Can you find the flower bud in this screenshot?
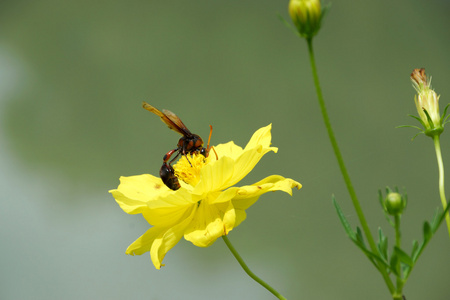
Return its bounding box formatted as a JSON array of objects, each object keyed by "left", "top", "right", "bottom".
[
  {"left": 411, "top": 68, "right": 443, "bottom": 136},
  {"left": 289, "top": 0, "right": 322, "bottom": 39},
  {"left": 383, "top": 192, "right": 406, "bottom": 216}
]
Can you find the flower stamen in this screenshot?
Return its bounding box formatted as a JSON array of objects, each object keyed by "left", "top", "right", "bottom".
[{"left": 173, "top": 153, "right": 206, "bottom": 187}]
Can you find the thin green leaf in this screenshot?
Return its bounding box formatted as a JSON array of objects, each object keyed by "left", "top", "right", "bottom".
[
  {"left": 431, "top": 203, "right": 450, "bottom": 233},
  {"left": 443, "top": 114, "right": 450, "bottom": 125},
  {"left": 441, "top": 103, "right": 450, "bottom": 120},
  {"left": 379, "top": 189, "right": 384, "bottom": 205},
  {"left": 333, "top": 197, "right": 356, "bottom": 240},
  {"left": 408, "top": 114, "right": 426, "bottom": 127},
  {"left": 404, "top": 205, "right": 450, "bottom": 281},
  {"left": 423, "top": 109, "right": 435, "bottom": 129},
  {"left": 352, "top": 241, "right": 391, "bottom": 271},
  {"left": 423, "top": 221, "right": 432, "bottom": 242},
  {"left": 410, "top": 240, "right": 419, "bottom": 262},
  {"left": 396, "top": 125, "right": 423, "bottom": 130},
  {"left": 401, "top": 263, "right": 411, "bottom": 279},
  {"left": 389, "top": 252, "right": 400, "bottom": 277},
  {"left": 411, "top": 131, "right": 425, "bottom": 141},
  {"left": 320, "top": 2, "right": 332, "bottom": 20},
  {"left": 276, "top": 13, "right": 299, "bottom": 36},
  {"left": 411, "top": 217, "right": 442, "bottom": 265},
  {"left": 333, "top": 198, "right": 391, "bottom": 272},
  {"left": 333, "top": 197, "right": 392, "bottom": 273},
  {"left": 381, "top": 207, "right": 395, "bottom": 228},
  {"left": 430, "top": 208, "right": 440, "bottom": 232},
  {"left": 394, "top": 246, "right": 413, "bottom": 267},
  {"left": 377, "top": 228, "right": 388, "bottom": 261},
  {"left": 403, "top": 188, "right": 408, "bottom": 206},
  {"left": 356, "top": 226, "right": 365, "bottom": 246}
]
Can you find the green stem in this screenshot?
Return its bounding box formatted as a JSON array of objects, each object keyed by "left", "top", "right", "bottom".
[
  {"left": 305, "top": 38, "right": 395, "bottom": 293},
  {"left": 433, "top": 135, "right": 450, "bottom": 237},
  {"left": 394, "top": 215, "right": 401, "bottom": 249},
  {"left": 394, "top": 215, "right": 404, "bottom": 297},
  {"left": 222, "top": 235, "right": 287, "bottom": 300}
]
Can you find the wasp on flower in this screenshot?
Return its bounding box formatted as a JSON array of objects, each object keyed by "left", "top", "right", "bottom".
[
  {"left": 141, "top": 102, "right": 216, "bottom": 190},
  {"left": 110, "top": 111, "right": 301, "bottom": 269}
]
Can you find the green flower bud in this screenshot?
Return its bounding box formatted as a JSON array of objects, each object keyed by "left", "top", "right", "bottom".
[
  {"left": 383, "top": 192, "right": 406, "bottom": 216},
  {"left": 411, "top": 68, "right": 443, "bottom": 137},
  {"left": 289, "top": 0, "right": 322, "bottom": 39}
]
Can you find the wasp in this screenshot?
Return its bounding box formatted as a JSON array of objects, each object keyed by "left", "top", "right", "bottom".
[{"left": 142, "top": 102, "right": 214, "bottom": 190}]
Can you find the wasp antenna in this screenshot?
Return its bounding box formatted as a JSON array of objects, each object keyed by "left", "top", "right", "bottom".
[
  {"left": 207, "top": 125, "right": 213, "bottom": 150},
  {"left": 211, "top": 146, "right": 218, "bottom": 160},
  {"left": 206, "top": 125, "right": 218, "bottom": 160}
]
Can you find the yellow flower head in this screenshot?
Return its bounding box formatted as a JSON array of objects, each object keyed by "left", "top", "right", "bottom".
[{"left": 109, "top": 124, "right": 301, "bottom": 269}]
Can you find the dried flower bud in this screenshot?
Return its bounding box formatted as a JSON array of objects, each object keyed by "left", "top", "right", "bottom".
[
  {"left": 411, "top": 68, "right": 443, "bottom": 136},
  {"left": 410, "top": 68, "right": 427, "bottom": 87}
]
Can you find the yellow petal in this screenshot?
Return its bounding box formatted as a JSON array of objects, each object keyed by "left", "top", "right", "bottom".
[
  {"left": 244, "top": 124, "right": 276, "bottom": 152},
  {"left": 212, "top": 187, "right": 240, "bottom": 204},
  {"left": 126, "top": 227, "right": 164, "bottom": 256},
  {"left": 243, "top": 175, "right": 302, "bottom": 197},
  {"left": 222, "top": 201, "right": 237, "bottom": 235},
  {"left": 213, "top": 141, "right": 243, "bottom": 160},
  {"left": 234, "top": 209, "right": 247, "bottom": 228},
  {"left": 226, "top": 145, "right": 276, "bottom": 188},
  {"left": 212, "top": 125, "right": 275, "bottom": 160},
  {"left": 109, "top": 174, "right": 156, "bottom": 214},
  {"left": 146, "top": 188, "right": 197, "bottom": 209},
  {"left": 198, "top": 146, "right": 277, "bottom": 194},
  {"left": 234, "top": 175, "right": 302, "bottom": 209},
  {"left": 118, "top": 174, "right": 170, "bottom": 199},
  {"left": 184, "top": 200, "right": 233, "bottom": 247},
  {"left": 194, "top": 125, "right": 277, "bottom": 193},
  {"left": 143, "top": 189, "right": 197, "bottom": 227},
  {"left": 126, "top": 205, "right": 197, "bottom": 270},
  {"left": 231, "top": 175, "right": 302, "bottom": 225},
  {"left": 150, "top": 206, "right": 197, "bottom": 269},
  {"left": 224, "top": 125, "right": 278, "bottom": 187},
  {"left": 109, "top": 174, "right": 168, "bottom": 214},
  {"left": 109, "top": 189, "right": 149, "bottom": 214},
  {"left": 192, "top": 156, "right": 235, "bottom": 195}
]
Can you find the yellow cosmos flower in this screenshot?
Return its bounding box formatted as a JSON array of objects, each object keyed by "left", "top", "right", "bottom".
[{"left": 109, "top": 124, "right": 301, "bottom": 269}]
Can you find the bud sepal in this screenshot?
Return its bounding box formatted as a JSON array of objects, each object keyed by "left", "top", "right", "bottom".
[{"left": 380, "top": 187, "right": 407, "bottom": 218}]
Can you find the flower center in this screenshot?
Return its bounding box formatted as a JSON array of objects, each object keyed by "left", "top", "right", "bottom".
[{"left": 173, "top": 153, "right": 207, "bottom": 187}]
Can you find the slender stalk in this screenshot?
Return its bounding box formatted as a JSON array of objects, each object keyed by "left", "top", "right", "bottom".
[
  {"left": 433, "top": 135, "right": 450, "bottom": 237},
  {"left": 305, "top": 38, "right": 395, "bottom": 293},
  {"left": 394, "top": 215, "right": 401, "bottom": 249},
  {"left": 222, "top": 235, "right": 287, "bottom": 300},
  {"left": 394, "top": 215, "right": 404, "bottom": 297}
]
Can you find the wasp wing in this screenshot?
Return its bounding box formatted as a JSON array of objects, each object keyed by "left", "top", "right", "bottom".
[
  {"left": 142, "top": 102, "right": 192, "bottom": 136},
  {"left": 162, "top": 109, "right": 193, "bottom": 135}
]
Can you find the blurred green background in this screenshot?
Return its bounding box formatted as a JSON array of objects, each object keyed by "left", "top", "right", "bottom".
[{"left": 1, "top": 0, "right": 450, "bottom": 299}]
